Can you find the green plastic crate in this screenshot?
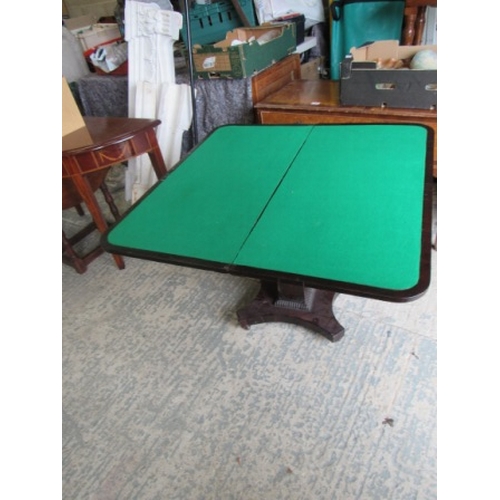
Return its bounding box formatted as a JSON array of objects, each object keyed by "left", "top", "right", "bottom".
[
  {"left": 181, "top": 0, "right": 257, "bottom": 46},
  {"left": 193, "top": 25, "right": 297, "bottom": 79}
]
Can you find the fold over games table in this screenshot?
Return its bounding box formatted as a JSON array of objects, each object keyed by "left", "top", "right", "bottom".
[{"left": 102, "top": 124, "right": 434, "bottom": 342}]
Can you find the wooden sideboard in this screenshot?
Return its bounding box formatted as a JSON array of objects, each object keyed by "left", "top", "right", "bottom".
[
  {"left": 251, "top": 53, "right": 301, "bottom": 105},
  {"left": 255, "top": 79, "right": 437, "bottom": 177}
]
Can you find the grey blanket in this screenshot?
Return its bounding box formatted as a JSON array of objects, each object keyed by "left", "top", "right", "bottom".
[{"left": 76, "top": 70, "right": 254, "bottom": 152}]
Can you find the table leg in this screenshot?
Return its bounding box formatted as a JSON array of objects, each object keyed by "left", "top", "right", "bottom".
[
  {"left": 146, "top": 129, "right": 168, "bottom": 179},
  {"left": 237, "top": 280, "right": 344, "bottom": 342}
]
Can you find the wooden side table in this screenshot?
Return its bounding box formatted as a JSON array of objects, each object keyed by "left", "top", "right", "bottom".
[
  {"left": 63, "top": 117, "right": 168, "bottom": 272},
  {"left": 255, "top": 79, "right": 437, "bottom": 177}
]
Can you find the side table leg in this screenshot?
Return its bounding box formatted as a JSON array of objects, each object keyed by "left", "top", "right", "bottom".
[{"left": 237, "top": 280, "right": 345, "bottom": 342}]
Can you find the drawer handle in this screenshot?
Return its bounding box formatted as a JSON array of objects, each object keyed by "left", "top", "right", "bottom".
[{"left": 375, "top": 83, "right": 395, "bottom": 90}]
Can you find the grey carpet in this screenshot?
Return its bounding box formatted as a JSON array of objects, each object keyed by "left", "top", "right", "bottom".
[{"left": 62, "top": 168, "right": 437, "bottom": 499}]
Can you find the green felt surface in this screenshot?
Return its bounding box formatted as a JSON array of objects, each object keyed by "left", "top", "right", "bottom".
[
  {"left": 107, "top": 125, "right": 313, "bottom": 264},
  {"left": 106, "top": 124, "right": 427, "bottom": 291},
  {"left": 233, "top": 125, "right": 428, "bottom": 290}
]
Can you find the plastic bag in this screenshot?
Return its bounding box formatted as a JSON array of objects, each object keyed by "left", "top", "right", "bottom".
[{"left": 89, "top": 42, "right": 128, "bottom": 73}]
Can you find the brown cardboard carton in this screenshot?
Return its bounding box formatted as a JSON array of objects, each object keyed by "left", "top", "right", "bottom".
[
  {"left": 349, "top": 39, "right": 436, "bottom": 62},
  {"left": 62, "top": 77, "right": 93, "bottom": 151}
]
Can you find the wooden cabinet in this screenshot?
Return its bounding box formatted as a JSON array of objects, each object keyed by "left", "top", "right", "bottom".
[{"left": 255, "top": 79, "right": 437, "bottom": 177}]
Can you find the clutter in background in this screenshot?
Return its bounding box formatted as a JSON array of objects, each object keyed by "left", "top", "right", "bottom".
[
  {"left": 329, "top": 0, "right": 406, "bottom": 80},
  {"left": 340, "top": 40, "right": 437, "bottom": 110},
  {"left": 192, "top": 25, "right": 296, "bottom": 79},
  {"left": 181, "top": 0, "right": 319, "bottom": 79},
  {"left": 252, "top": 0, "right": 324, "bottom": 30},
  {"left": 63, "top": 14, "right": 127, "bottom": 75},
  {"left": 180, "top": 0, "right": 258, "bottom": 46},
  {"left": 62, "top": 1, "right": 328, "bottom": 80},
  {"left": 90, "top": 42, "right": 128, "bottom": 74},
  {"left": 62, "top": 26, "right": 91, "bottom": 83}
]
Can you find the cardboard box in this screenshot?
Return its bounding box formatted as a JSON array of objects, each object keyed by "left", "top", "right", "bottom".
[
  {"left": 62, "top": 77, "right": 93, "bottom": 151},
  {"left": 340, "top": 40, "right": 437, "bottom": 109},
  {"left": 63, "top": 15, "right": 96, "bottom": 33},
  {"left": 268, "top": 13, "right": 305, "bottom": 45},
  {"left": 192, "top": 25, "right": 296, "bottom": 79},
  {"left": 64, "top": 15, "right": 122, "bottom": 54},
  {"left": 76, "top": 24, "right": 122, "bottom": 54}
]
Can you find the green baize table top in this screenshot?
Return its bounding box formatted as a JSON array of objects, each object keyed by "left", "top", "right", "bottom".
[{"left": 105, "top": 124, "right": 430, "bottom": 296}]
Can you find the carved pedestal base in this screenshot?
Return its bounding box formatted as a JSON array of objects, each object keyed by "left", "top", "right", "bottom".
[{"left": 237, "top": 280, "right": 345, "bottom": 342}]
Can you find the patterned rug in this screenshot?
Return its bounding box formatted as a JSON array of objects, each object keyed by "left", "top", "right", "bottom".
[{"left": 62, "top": 167, "right": 437, "bottom": 499}]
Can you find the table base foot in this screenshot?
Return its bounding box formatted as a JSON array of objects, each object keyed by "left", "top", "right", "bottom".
[{"left": 237, "top": 280, "right": 344, "bottom": 342}]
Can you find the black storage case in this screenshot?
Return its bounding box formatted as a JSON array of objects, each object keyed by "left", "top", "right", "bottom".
[{"left": 340, "top": 55, "right": 437, "bottom": 110}]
